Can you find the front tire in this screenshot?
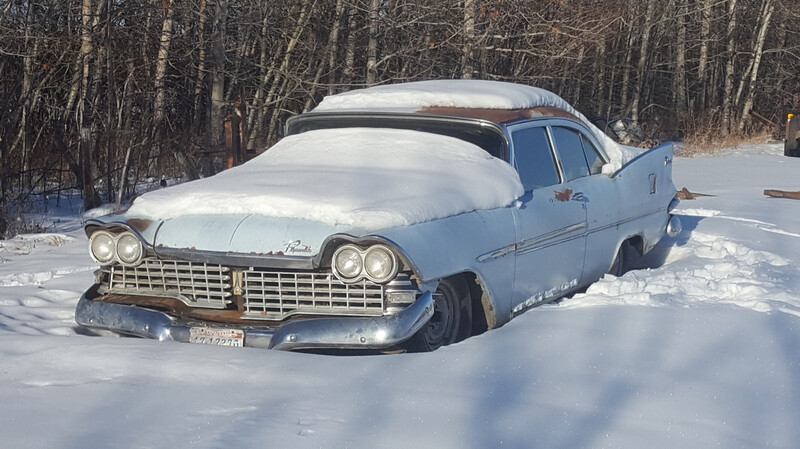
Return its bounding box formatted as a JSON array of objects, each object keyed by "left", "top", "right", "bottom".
[{"left": 404, "top": 276, "right": 472, "bottom": 352}]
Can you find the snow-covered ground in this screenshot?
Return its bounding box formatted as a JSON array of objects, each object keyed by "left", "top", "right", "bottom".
[{"left": 1, "top": 143, "right": 799, "bottom": 448}]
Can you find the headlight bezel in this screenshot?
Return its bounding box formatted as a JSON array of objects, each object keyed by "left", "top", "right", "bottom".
[
  {"left": 115, "top": 232, "right": 145, "bottom": 265},
  {"left": 88, "top": 229, "right": 146, "bottom": 267},
  {"left": 363, "top": 245, "right": 398, "bottom": 283},
  {"left": 332, "top": 244, "right": 398, "bottom": 284},
  {"left": 332, "top": 245, "right": 364, "bottom": 282},
  {"left": 88, "top": 230, "right": 117, "bottom": 264}
]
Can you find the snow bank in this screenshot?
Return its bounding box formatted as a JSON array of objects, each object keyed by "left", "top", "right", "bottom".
[
  {"left": 315, "top": 79, "right": 642, "bottom": 171},
  {"left": 127, "top": 128, "right": 524, "bottom": 229},
  {"left": 557, "top": 151, "right": 800, "bottom": 318},
  {"left": 2, "top": 146, "right": 800, "bottom": 449}
]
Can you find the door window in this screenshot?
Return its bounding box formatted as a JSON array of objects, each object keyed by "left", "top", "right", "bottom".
[
  {"left": 511, "top": 126, "right": 560, "bottom": 191},
  {"left": 551, "top": 126, "right": 590, "bottom": 181},
  {"left": 580, "top": 134, "right": 604, "bottom": 175}
]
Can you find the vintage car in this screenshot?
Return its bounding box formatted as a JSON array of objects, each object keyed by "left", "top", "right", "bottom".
[{"left": 75, "top": 80, "right": 681, "bottom": 352}]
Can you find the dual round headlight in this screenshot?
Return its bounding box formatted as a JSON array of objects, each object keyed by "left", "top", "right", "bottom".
[
  {"left": 332, "top": 244, "right": 398, "bottom": 284},
  {"left": 88, "top": 230, "right": 144, "bottom": 266}
]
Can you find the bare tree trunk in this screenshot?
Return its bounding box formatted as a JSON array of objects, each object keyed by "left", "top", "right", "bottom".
[
  {"left": 115, "top": 61, "right": 137, "bottom": 211},
  {"left": 209, "top": 0, "right": 227, "bottom": 175},
  {"left": 327, "top": 0, "right": 345, "bottom": 95},
  {"left": 569, "top": 46, "right": 585, "bottom": 105},
  {"left": 630, "top": 0, "right": 656, "bottom": 121},
  {"left": 696, "top": 0, "right": 712, "bottom": 111},
  {"left": 306, "top": 0, "right": 348, "bottom": 111},
  {"left": 366, "top": 0, "right": 379, "bottom": 85},
  {"left": 738, "top": 0, "right": 774, "bottom": 131},
  {"left": 152, "top": 0, "right": 176, "bottom": 135},
  {"left": 673, "top": 0, "right": 688, "bottom": 112},
  {"left": 343, "top": 5, "right": 357, "bottom": 85},
  {"left": 461, "top": 0, "right": 477, "bottom": 79},
  {"left": 246, "top": 13, "right": 277, "bottom": 149},
  {"left": 79, "top": 0, "right": 100, "bottom": 210},
  {"left": 193, "top": 0, "right": 209, "bottom": 127},
  {"left": 592, "top": 41, "right": 607, "bottom": 117},
  {"left": 722, "top": 0, "right": 738, "bottom": 132},
  {"left": 250, "top": 0, "right": 315, "bottom": 147},
  {"left": 619, "top": 21, "right": 635, "bottom": 115},
  {"left": 263, "top": 0, "right": 316, "bottom": 144},
  {"left": 20, "top": 0, "right": 35, "bottom": 191},
  {"left": 605, "top": 33, "right": 621, "bottom": 120},
  {"left": 105, "top": 0, "right": 114, "bottom": 201},
  {"left": 64, "top": 1, "right": 104, "bottom": 125}
]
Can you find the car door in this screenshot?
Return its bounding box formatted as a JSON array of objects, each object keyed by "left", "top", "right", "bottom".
[{"left": 508, "top": 122, "right": 588, "bottom": 315}]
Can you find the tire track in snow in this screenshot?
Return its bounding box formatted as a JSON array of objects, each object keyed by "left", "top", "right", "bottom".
[
  {"left": 0, "top": 288, "right": 84, "bottom": 336},
  {"left": 680, "top": 208, "right": 800, "bottom": 239},
  {"left": 0, "top": 266, "right": 96, "bottom": 287}
]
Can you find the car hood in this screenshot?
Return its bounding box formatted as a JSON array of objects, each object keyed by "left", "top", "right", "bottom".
[
  {"left": 124, "top": 128, "right": 523, "bottom": 231},
  {"left": 88, "top": 213, "right": 361, "bottom": 256},
  {"left": 153, "top": 214, "right": 360, "bottom": 256}
]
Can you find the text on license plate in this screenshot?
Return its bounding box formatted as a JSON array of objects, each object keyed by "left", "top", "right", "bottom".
[{"left": 189, "top": 327, "right": 244, "bottom": 347}]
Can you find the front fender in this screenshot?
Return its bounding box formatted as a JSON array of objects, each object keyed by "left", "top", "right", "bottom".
[{"left": 372, "top": 208, "right": 517, "bottom": 326}]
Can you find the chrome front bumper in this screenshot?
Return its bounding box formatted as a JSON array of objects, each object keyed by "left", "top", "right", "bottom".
[{"left": 75, "top": 286, "right": 434, "bottom": 351}]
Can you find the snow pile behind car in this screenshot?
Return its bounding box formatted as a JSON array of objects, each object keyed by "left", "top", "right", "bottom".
[
  {"left": 315, "top": 79, "right": 642, "bottom": 172},
  {"left": 127, "top": 128, "right": 524, "bottom": 229}
]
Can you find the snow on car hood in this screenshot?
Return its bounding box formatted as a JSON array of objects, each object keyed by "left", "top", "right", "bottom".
[
  {"left": 127, "top": 128, "right": 524, "bottom": 230},
  {"left": 315, "top": 79, "right": 643, "bottom": 172}
]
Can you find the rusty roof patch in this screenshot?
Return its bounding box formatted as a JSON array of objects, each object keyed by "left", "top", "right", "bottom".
[{"left": 418, "top": 106, "right": 580, "bottom": 124}]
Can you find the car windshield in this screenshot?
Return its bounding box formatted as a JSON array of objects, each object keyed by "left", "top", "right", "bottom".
[{"left": 286, "top": 113, "right": 509, "bottom": 161}]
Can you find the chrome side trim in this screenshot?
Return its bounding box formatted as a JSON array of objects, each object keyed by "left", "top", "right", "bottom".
[
  {"left": 478, "top": 205, "right": 670, "bottom": 262},
  {"left": 587, "top": 207, "right": 665, "bottom": 236},
  {"left": 515, "top": 222, "right": 587, "bottom": 256},
  {"left": 476, "top": 243, "right": 517, "bottom": 263},
  {"left": 477, "top": 222, "right": 587, "bottom": 262}
]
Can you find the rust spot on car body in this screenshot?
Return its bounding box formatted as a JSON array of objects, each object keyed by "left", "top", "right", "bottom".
[
  {"left": 555, "top": 188, "right": 573, "bottom": 202},
  {"left": 126, "top": 218, "right": 153, "bottom": 232}
]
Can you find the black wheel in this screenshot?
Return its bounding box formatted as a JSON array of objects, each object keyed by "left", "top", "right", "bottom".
[
  {"left": 609, "top": 240, "right": 639, "bottom": 277},
  {"left": 404, "top": 276, "right": 472, "bottom": 352}
]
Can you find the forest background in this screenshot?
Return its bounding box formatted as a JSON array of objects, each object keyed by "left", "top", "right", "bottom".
[{"left": 1, "top": 0, "right": 799, "bottom": 214}]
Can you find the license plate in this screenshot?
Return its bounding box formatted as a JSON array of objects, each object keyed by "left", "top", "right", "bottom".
[{"left": 189, "top": 327, "right": 244, "bottom": 347}]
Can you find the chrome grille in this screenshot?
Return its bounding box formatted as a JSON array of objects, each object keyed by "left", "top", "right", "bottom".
[
  {"left": 242, "top": 269, "right": 385, "bottom": 320},
  {"left": 104, "top": 259, "right": 231, "bottom": 309}
]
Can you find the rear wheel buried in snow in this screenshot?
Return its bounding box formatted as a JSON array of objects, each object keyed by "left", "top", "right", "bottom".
[{"left": 609, "top": 240, "right": 641, "bottom": 277}]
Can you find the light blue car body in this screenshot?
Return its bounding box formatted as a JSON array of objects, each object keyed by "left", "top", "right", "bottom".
[{"left": 76, "top": 95, "right": 679, "bottom": 350}]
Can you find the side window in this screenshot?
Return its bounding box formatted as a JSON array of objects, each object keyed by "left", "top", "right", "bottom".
[
  {"left": 551, "top": 126, "right": 590, "bottom": 181},
  {"left": 580, "top": 134, "right": 604, "bottom": 175},
  {"left": 511, "top": 126, "right": 560, "bottom": 191}
]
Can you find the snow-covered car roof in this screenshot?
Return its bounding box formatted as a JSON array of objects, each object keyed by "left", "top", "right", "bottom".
[
  {"left": 316, "top": 79, "right": 580, "bottom": 111},
  {"left": 127, "top": 80, "right": 643, "bottom": 229},
  {"left": 315, "top": 79, "right": 641, "bottom": 171},
  {"left": 127, "top": 128, "right": 524, "bottom": 230}
]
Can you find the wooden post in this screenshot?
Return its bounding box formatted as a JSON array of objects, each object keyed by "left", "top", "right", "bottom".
[
  {"left": 764, "top": 190, "right": 800, "bottom": 200},
  {"left": 224, "top": 120, "right": 236, "bottom": 169}
]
